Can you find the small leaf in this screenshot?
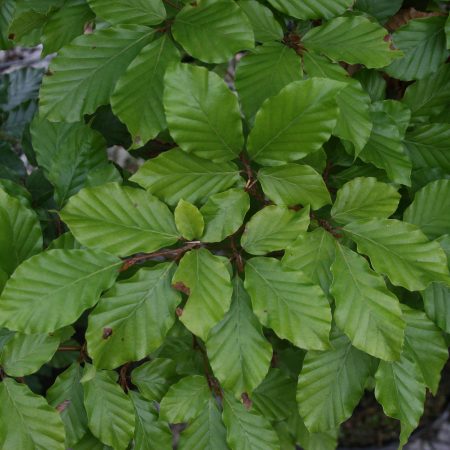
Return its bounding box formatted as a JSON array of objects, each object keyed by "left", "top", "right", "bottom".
[{"left": 175, "top": 199, "right": 204, "bottom": 241}]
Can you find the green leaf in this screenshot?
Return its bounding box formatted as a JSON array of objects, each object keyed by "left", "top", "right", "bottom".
[
  {"left": 237, "top": 0, "right": 282, "bottom": 42},
  {"left": 172, "top": 0, "right": 254, "bottom": 63},
  {"left": 130, "top": 148, "right": 241, "bottom": 206},
  {"left": 296, "top": 418, "right": 338, "bottom": 450},
  {"left": 344, "top": 219, "right": 450, "bottom": 291},
  {"left": 297, "top": 331, "right": 374, "bottom": 432},
  {"left": 130, "top": 391, "right": 172, "bottom": 450},
  {"left": 179, "top": 397, "right": 229, "bottom": 450},
  {"left": 247, "top": 78, "right": 344, "bottom": 165},
  {"left": 244, "top": 257, "right": 331, "bottom": 350},
  {"left": 87, "top": 0, "right": 166, "bottom": 25},
  {"left": 47, "top": 232, "right": 83, "bottom": 251},
  {"left": 173, "top": 248, "right": 233, "bottom": 340},
  {"left": 282, "top": 228, "right": 335, "bottom": 296},
  {"left": 159, "top": 375, "right": 211, "bottom": 423},
  {"left": 0, "top": 249, "right": 120, "bottom": 333},
  {"left": 200, "top": 189, "right": 250, "bottom": 243},
  {"left": 303, "top": 15, "right": 402, "bottom": 68},
  {"left": 8, "top": 9, "right": 48, "bottom": 47},
  {"left": 60, "top": 183, "right": 179, "bottom": 256},
  {"left": 404, "top": 179, "right": 450, "bottom": 239},
  {"left": 111, "top": 35, "right": 179, "bottom": 146},
  {"left": 267, "top": 0, "right": 352, "bottom": 20},
  {"left": 222, "top": 391, "right": 279, "bottom": 450},
  {"left": 0, "top": 378, "right": 65, "bottom": 450},
  {"left": 241, "top": 205, "right": 310, "bottom": 255},
  {"left": 0, "top": 188, "right": 42, "bottom": 275},
  {"left": 86, "top": 263, "right": 180, "bottom": 369},
  {"left": 385, "top": 17, "right": 448, "bottom": 81},
  {"left": 331, "top": 177, "right": 400, "bottom": 224},
  {"left": 331, "top": 244, "right": 405, "bottom": 361},
  {"left": 423, "top": 282, "right": 450, "bottom": 334},
  {"left": 0, "top": 0, "right": 15, "bottom": 49},
  {"left": 235, "top": 42, "right": 302, "bottom": 120},
  {"left": 354, "top": 0, "right": 402, "bottom": 22},
  {"left": 47, "top": 363, "right": 88, "bottom": 446},
  {"left": 175, "top": 199, "right": 204, "bottom": 241},
  {"left": 376, "top": 99, "right": 411, "bottom": 137},
  {"left": 164, "top": 63, "right": 244, "bottom": 162},
  {"left": 131, "top": 358, "right": 177, "bottom": 402},
  {"left": 39, "top": 25, "right": 155, "bottom": 122},
  {"left": 206, "top": 277, "right": 272, "bottom": 396},
  {"left": 257, "top": 164, "right": 331, "bottom": 210},
  {"left": 71, "top": 431, "right": 111, "bottom": 450}
]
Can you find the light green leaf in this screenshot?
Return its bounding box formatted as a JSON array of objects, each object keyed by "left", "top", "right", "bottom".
[
  {"left": 0, "top": 188, "right": 42, "bottom": 275},
  {"left": 164, "top": 63, "right": 244, "bottom": 162},
  {"left": 0, "top": 378, "right": 65, "bottom": 450},
  {"left": 47, "top": 363, "right": 88, "bottom": 446},
  {"left": 222, "top": 391, "right": 279, "bottom": 450},
  {"left": 303, "top": 15, "right": 402, "bottom": 68},
  {"left": 331, "top": 177, "right": 400, "bottom": 224},
  {"left": 297, "top": 331, "right": 374, "bottom": 432},
  {"left": 111, "top": 35, "right": 179, "bottom": 146},
  {"left": 172, "top": 0, "right": 254, "bottom": 63},
  {"left": 88, "top": 0, "right": 166, "bottom": 25},
  {"left": 0, "top": 249, "right": 120, "bottom": 333},
  {"left": 244, "top": 257, "right": 331, "bottom": 350},
  {"left": 423, "top": 282, "right": 450, "bottom": 334},
  {"left": 179, "top": 397, "right": 229, "bottom": 450},
  {"left": 60, "top": 183, "right": 179, "bottom": 256},
  {"left": 159, "top": 375, "right": 211, "bottom": 423},
  {"left": 241, "top": 205, "right": 310, "bottom": 255},
  {"left": 257, "top": 164, "right": 331, "bottom": 209},
  {"left": 235, "top": 42, "right": 302, "bottom": 120},
  {"left": 200, "top": 189, "right": 250, "bottom": 243},
  {"left": 331, "top": 244, "right": 405, "bottom": 361},
  {"left": 130, "top": 148, "right": 241, "bottom": 206},
  {"left": 282, "top": 228, "right": 335, "bottom": 296},
  {"left": 344, "top": 219, "right": 450, "bottom": 291},
  {"left": 354, "top": 0, "right": 402, "bottom": 22},
  {"left": 206, "top": 277, "right": 272, "bottom": 396},
  {"left": 404, "top": 179, "right": 450, "bottom": 239},
  {"left": 173, "top": 248, "right": 233, "bottom": 340},
  {"left": 86, "top": 263, "right": 180, "bottom": 369},
  {"left": 267, "top": 0, "right": 352, "bottom": 20},
  {"left": 175, "top": 199, "right": 204, "bottom": 241},
  {"left": 39, "top": 25, "right": 155, "bottom": 122},
  {"left": 247, "top": 78, "right": 344, "bottom": 165},
  {"left": 385, "top": 17, "right": 448, "bottom": 81}
]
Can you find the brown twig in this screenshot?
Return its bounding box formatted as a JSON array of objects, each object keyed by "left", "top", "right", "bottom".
[{"left": 119, "top": 363, "right": 130, "bottom": 392}]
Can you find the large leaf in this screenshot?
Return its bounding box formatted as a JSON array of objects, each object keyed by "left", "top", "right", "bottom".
[
  {"left": 331, "top": 244, "right": 405, "bottom": 361},
  {"left": 60, "top": 183, "right": 179, "bottom": 256},
  {"left": 297, "top": 331, "right": 374, "bottom": 432},
  {"left": 206, "top": 277, "right": 272, "bottom": 396},
  {"left": 247, "top": 78, "right": 344, "bottom": 165},
  {"left": 111, "top": 35, "right": 179, "bottom": 146},
  {"left": 404, "top": 179, "right": 450, "bottom": 239},
  {"left": 164, "top": 63, "right": 244, "bottom": 162},
  {"left": 0, "top": 249, "right": 120, "bottom": 333},
  {"left": 267, "top": 0, "right": 352, "bottom": 20},
  {"left": 86, "top": 263, "right": 180, "bottom": 369},
  {"left": 172, "top": 0, "right": 254, "bottom": 63},
  {"left": 39, "top": 25, "right": 155, "bottom": 122},
  {"left": 244, "top": 257, "right": 331, "bottom": 350},
  {"left": 81, "top": 366, "right": 135, "bottom": 449},
  {"left": 172, "top": 248, "right": 233, "bottom": 340},
  {"left": 130, "top": 148, "right": 241, "bottom": 206},
  {"left": 303, "top": 15, "right": 402, "bottom": 68},
  {"left": 0, "top": 378, "right": 65, "bottom": 450},
  {"left": 344, "top": 219, "right": 450, "bottom": 291},
  {"left": 241, "top": 205, "right": 309, "bottom": 255},
  {"left": 331, "top": 177, "right": 400, "bottom": 224},
  {"left": 257, "top": 164, "right": 331, "bottom": 210},
  {"left": 0, "top": 188, "right": 42, "bottom": 275},
  {"left": 175, "top": 199, "right": 204, "bottom": 241}
]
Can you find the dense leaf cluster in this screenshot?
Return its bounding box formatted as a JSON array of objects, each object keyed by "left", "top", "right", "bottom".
[{"left": 0, "top": 0, "right": 449, "bottom": 449}]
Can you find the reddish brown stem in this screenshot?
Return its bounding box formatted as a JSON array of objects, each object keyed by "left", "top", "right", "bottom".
[{"left": 58, "top": 345, "right": 82, "bottom": 352}]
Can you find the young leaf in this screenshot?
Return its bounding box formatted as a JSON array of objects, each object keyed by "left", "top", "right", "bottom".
[
  {"left": 174, "top": 199, "right": 204, "bottom": 241},
  {"left": 267, "top": 0, "right": 353, "bottom": 20},
  {"left": 86, "top": 263, "right": 180, "bottom": 369},
  {"left": 164, "top": 63, "right": 244, "bottom": 162},
  {"left": 244, "top": 257, "right": 331, "bottom": 350},
  {"left": 172, "top": 248, "right": 233, "bottom": 340},
  {"left": 206, "top": 277, "right": 272, "bottom": 397},
  {"left": 0, "top": 249, "right": 120, "bottom": 333},
  {"left": 60, "top": 183, "right": 179, "bottom": 256}
]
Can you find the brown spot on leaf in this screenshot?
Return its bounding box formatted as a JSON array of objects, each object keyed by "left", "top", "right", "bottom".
[
  {"left": 176, "top": 307, "right": 183, "bottom": 317},
  {"left": 172, "top": 282, "right": 190, "bottom": 295},
  {"left": 56, "top": 400, "right": 71, "bottom": 413},
  {"left": 241, "top": 393, "right": 252, "bottom": 410},
  {"left": 102, "top": 328, "right": 113, "bottom": 339}
]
